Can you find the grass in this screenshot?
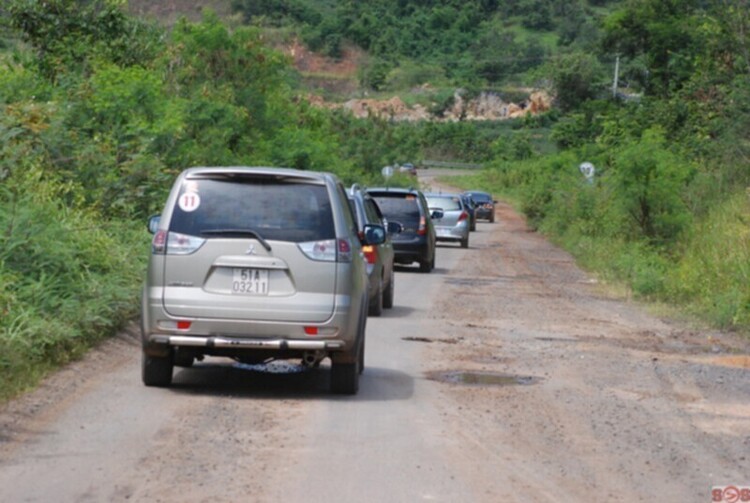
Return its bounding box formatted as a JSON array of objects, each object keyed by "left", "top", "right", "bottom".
[
  {"left": 0, "top": 195, "right": 150, "bottom": 401},
  {"left": 443, "top": 167, "right": 750, "bottom": 337}
]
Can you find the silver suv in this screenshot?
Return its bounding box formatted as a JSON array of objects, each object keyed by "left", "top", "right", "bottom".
[{"left": 141, "top": 167, "right": 385, "bottom": 394}]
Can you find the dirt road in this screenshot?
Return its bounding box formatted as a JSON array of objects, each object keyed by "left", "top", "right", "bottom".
[{"left": 1, "top": 172, "right": 748, "bottom": 502}]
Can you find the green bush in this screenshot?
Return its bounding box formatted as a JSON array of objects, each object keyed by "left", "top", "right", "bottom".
[
  {"left": 665, "top": 192, "right": 750, "bottom": 328},
  {"left": 385, "top": 62, "right": 448, "bottom": 91},
  {"left": 0, "top": 170, "right": 147, "bottom": 399},
  {"left": 607, "top": 128, "right": 694, "bottom": 245}
]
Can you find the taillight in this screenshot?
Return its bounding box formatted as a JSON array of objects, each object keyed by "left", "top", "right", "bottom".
[
  {"left": 417, "top": 216, "right": 427, "bottom": 236},
  {"left": 337, "top": 238, "right": 353, "bottom": 263},
  {"left": 298, "top": 238, "right": 353, "bottom": 262},
  {"left": 458, "top": 211, "right": 468, "bottom": 222},
  {"left": 152, "top": 230, "right": 205, "bottom": 255},
  {"left": 299, "top": 239, "right": 337, "bottom": 261},
  {"left": 362, "top": 245, "right": 377, "bottom": 264},
  {"left": 152, "top": 230, "right": 167, "bottom": 254},
  {"left": 166, "top": 232, "right": 205, "bottom": 255}
]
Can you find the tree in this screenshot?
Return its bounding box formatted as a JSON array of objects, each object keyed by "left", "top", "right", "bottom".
[
  {"left": 601, "top": 0, "right": 705, "bottom": 96},
  {"left": 7, "top": 0, "right": 158, "bottom": 79},
  {"left": 549, "top": 52, "right": 606, "bottom": 111}
]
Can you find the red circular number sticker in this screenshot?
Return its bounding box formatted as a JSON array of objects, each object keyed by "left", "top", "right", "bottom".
[{"left": 178, "top": 193, "right": 201, "bottom": 212}]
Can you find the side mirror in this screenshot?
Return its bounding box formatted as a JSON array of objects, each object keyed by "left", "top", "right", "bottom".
[
  {"left": 362, "top": 224, "right": 386, "bottom": 245},
  {"left": 147, "top": 214, "right": 161, "bottom": 234},
  {"left": 386, "top": 221, "right": 403, "bottom": 234},
  {"left": 430, "top": 209, "right": 444, "bottom": 220}
]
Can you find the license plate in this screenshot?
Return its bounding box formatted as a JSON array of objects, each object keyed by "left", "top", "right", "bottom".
[{"left": 232, "top": 268, "right": 269, "bottom": 295}]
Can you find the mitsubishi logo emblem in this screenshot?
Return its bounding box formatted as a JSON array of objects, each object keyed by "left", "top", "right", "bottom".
[{"left": 246, "top": 244, "right": 256, "bottom": 255}]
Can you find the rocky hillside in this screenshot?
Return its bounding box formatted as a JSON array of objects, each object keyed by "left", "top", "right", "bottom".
[
  {"left": 285, "top": 41, "right": 552, "bottom": 121},
  {"left": 306, "top": 90, "right": 552, "bottom": 122},
  {"left": 124, "top": 4, "right": 554, "bottom": 122}
]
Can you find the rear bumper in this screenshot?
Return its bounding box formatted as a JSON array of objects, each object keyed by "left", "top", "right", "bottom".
[
  {"left": 149, "top": 334, "right": 344, "bottom": 351},
  {"left": 475, "top": 207, "right": 494, "bottom": 219},
  {"left": 391, "top": 237, "right": 429, "bottom": 263},
  {"left": 141, "top": 288, "right": 361, "bottom": 357},
  {"left": 435, "top": 225, "right": 468, "bottom": 241}
]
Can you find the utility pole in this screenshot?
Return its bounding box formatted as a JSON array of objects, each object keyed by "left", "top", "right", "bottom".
[{"left": 612, "top": 54, "right": 620, "bottom": 99}]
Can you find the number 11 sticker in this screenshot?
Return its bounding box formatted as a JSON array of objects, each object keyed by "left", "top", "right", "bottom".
[{"left": 178, "top": 193, "right": 201, "bottom": 212}]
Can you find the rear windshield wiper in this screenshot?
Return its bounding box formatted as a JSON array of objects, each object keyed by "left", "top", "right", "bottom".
[{"left": 200, "top": 229, "right": 272, "bottom": 251}]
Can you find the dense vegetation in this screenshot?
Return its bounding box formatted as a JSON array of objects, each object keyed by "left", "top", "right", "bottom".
[
  {"left": 232, "top": 0, "right": 616, "bottom": 90},
  {"left": 1, "top": 0, "right": 749, "bottom": 400},
  {"left": 453, "top": 1, "right": 750, "bottom": 330},
  {"left": 0, "top": 0, "right": 433, "bottom": 399}
]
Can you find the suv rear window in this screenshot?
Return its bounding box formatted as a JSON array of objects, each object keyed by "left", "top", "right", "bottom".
[
  {"left": 370, "top": 193, "right": 421, "bottom": 225},
  {"left": 169, "top": 177, "right": 334, "bottom": 242}
]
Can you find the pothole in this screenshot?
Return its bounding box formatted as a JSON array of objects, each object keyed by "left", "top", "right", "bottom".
[
  {"left": 444, "top": 274, "right": 539, "bottom": 287},
  {"left": 403, "top": 337, "right": 461, "bottom": 344},
  {"left": 426, "top": 370, "right": 540, "bottom": 386}
]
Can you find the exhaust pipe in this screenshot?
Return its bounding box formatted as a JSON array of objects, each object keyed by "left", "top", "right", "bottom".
[{"left": 302, "top": 351, "right": 325, "bottom": 368}]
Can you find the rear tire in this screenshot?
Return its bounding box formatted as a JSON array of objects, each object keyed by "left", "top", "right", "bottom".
[
  {"left": 460, "top": 237, "right": 469, "bottom": 248},
  {"left": 419, "top": 258, "right": 431, "bottom": 273},
  {"left": 142, "top": 350, "right": 173, "bottom": 387},
  {"left": 489, "top": 213, "right": 495, "bottom": 223},
  {"left": 383, "top": 270, "right": 394, "bottom": 309},
  {"left": 359, "top": 334, "right": 366, "bottom": 375},
  {"left": 368, "top": 278, "right": 384, "bottom": 317},
  {"left": 331, "top": 308, "right": 364, "bottom": 394},
  {"left": 331, "top": 361, "right": 359, "bottom": 394}
]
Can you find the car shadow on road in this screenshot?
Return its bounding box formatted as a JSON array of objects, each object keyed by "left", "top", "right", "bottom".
[
  {"left": 394, "top": 265, "right": 449, "bottom": 275},
  {"left": 168, "top": 362, "right": 414, "bottom": 401},
  {"left": 393, "top": 264, "right": 424, "bottom": 274},
  {"left": 379, "top": 305, "right": 417, "bottom": 318}
]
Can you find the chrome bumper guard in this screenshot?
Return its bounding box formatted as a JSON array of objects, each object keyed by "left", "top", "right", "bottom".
[{"left": 151, "top": 335, "right": 344, "bottom": 351}]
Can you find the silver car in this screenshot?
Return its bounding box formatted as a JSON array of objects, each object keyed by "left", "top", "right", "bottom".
[
  {"left": 141, "top": 167, "right": 385, "bottom": 394},
  {"left": 425, "top": 193, "right": 470, "bottom": 248}
]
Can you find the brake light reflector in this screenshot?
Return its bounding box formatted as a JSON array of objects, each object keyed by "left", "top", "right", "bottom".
[
  {"left": 304, "top": 326, "right": 318, "bottom": 335},
  {"left": 362, "top": 245, "right": 377, "bottom": 264},
  {"left": 177, "top": 321, "right": 191, "bottom": 330}
]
